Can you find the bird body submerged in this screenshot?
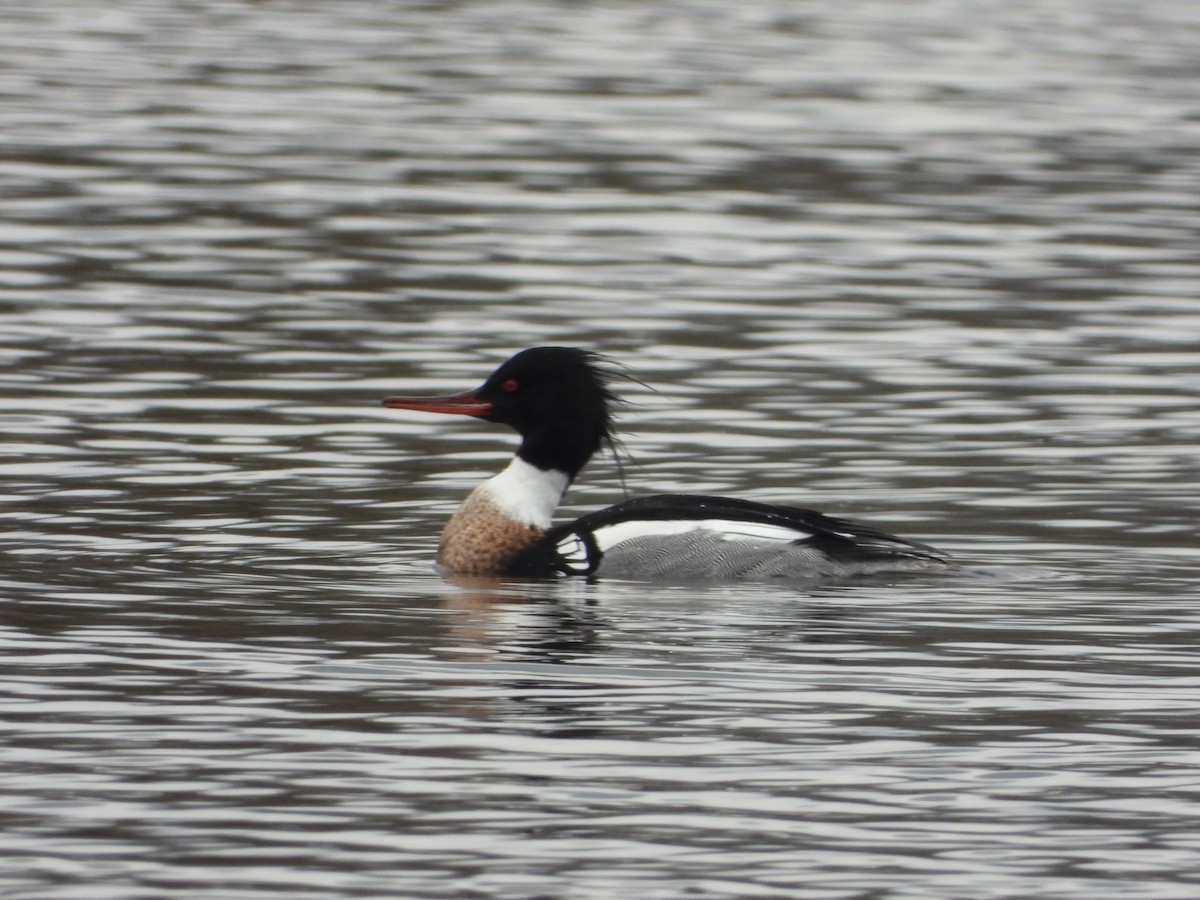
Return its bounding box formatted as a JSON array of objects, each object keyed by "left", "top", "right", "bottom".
[{"left": 383, "top": 347, "right": 952, "bottom": 582}]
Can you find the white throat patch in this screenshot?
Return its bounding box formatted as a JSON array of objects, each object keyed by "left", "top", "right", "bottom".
[{"left": 482, "top": 458, "right": 569, "bottom": 529}]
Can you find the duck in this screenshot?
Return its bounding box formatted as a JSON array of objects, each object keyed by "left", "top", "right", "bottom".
[{"left": 382, "top": 346, "right": 952, "bottom": 580}]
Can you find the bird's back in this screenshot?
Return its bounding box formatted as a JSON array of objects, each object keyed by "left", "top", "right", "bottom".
[{"left": 507, "top": 494, "right": 953, "bottom": 581}]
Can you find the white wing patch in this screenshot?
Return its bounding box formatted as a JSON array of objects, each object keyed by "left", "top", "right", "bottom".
[
  {"left": 592, "top": 518, "right": 811, "bottom": 552},
  {"left": 555, "top": 533, "right": 591, "bottom": 567}
]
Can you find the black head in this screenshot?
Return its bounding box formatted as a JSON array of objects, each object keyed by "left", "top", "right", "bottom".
[
  {"left": 384, "top": 347, "right": 618, "bottom": 479},
  {"left": 476, "top": 347, "right": 617, "bottom": 477}
]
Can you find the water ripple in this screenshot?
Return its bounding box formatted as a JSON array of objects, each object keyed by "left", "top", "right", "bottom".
[{"left": 3, "top": 0, "right": 1200, "bottom": 897}]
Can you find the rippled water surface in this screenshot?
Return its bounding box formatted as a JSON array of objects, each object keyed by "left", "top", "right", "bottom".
[{"left": 3, "top": 1, "right": 1200, "bottom": 897}]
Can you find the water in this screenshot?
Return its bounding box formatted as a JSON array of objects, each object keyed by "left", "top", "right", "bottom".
[{"left": 2, "top": 0, "right": 1200, "bottom": 896}]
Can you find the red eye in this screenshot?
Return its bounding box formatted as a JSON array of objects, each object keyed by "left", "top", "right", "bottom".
[{"left": 501, "top": 379, "right": 519, "bottom": 393}]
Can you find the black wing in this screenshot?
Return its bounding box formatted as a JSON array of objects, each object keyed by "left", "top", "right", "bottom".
[{"left": 504, "top": 493, "right": 951, "bottom": 579}]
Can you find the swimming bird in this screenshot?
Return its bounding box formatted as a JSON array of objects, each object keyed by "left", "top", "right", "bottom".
[{"left": 383, "top": 347, "right": 952, "bottom": 580}]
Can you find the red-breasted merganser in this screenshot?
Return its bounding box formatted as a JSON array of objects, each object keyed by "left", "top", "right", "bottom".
[{"left": 383, "top": 347, "right": 952, "bottom": 580}]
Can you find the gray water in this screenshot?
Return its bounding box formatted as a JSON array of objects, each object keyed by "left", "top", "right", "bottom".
[{"left": 3, "top": 1, "right": 1200, "bottom": 897}]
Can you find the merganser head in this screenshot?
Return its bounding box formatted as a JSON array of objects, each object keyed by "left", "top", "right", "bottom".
[{"left": 383, "top": 347, "right": 617, "bottom": 480}]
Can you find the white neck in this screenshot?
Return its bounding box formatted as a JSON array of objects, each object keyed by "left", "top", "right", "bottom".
[{"left": 480, "top": 457, "right": 569, "bottom": 529}]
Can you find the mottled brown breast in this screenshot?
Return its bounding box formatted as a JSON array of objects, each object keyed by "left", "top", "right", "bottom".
[{"left": 436, "top": 487, "right": 546, "bottom": 576}]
